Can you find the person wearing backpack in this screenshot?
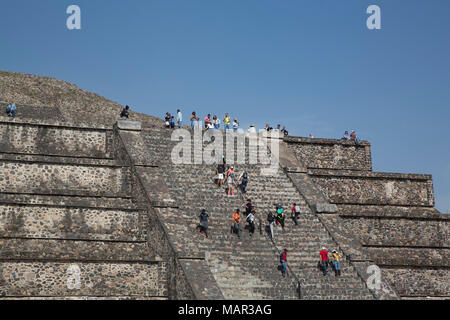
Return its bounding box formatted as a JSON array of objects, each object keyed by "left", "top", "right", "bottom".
[
  {"left": 291, "top": 203, "right": 302, "bottom": 226},
  {"left": 242, "top": 199, "right": 253, "bottom": 217},
  {"left": 197, "top": 209, "right": 210, "bottom": 238},
  {"left": 232, "top": 209, "right": 242, "bottom": 239},
  {"left": 275, "top": 205, "right": 285, "bottom": 231},
  {"left": 267, "top": 211, "right": 276, "bottom": 240},
  {"left": 239, "top": 171, "right": 248, "bottom": 193},
  {"left": 280, "top": 249, "right": 288, "bottom": 277},
  {"left": 246, "top": 210, "right": 255, "bottom": 237}
]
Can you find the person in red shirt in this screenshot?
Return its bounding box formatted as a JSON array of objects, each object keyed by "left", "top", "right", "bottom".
[
  {"left": 319, "top": 247, "right": 329, "bottom": 276},
  {"left": 291, "top": 203, "right": 302, "bottom": 226},
  {"left": 280, "top": 249, "right": 288, "bottom": 277}
]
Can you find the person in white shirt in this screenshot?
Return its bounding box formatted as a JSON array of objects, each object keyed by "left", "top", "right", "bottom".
[
  {"left": 246, "top": 211, "right": 256, "bottom": 236},
  {"left": 176, "top": 109, "right": 182, "bottom": 128},
  {"left": 248, "top": 124, "right": 257, "bottom": 133},
  {"left": 213, "top": 115, "right": 220, "bottom": 129},
  {"left": 232, "top": 119, "right": 239, "bottom": 132}
]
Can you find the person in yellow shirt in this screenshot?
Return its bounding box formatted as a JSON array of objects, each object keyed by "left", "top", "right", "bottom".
[
  {"left": 223, "top": 113, "right": 231, "bottom": 131},
  {"left": 332, "top": 250, "right": 342, "bottom": 277}
]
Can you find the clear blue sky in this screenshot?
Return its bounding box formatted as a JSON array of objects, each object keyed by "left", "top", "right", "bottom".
[{"left": 1, "top": 0, "right": 449, "bottom": 212}]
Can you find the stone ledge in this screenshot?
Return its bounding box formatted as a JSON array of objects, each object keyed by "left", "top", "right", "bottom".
[
  {"left": 308, "top": 169, "right": 432, "bottom": 180},
  {"left": 311, "top": 203, "right": 338, "bottom": 213},
  {"left": 285, "top": 136, "right": 370, "bottom": 147},
  {"left": 367, "top": 247, "right": 450, "bottom": 267},
  {"left": 283, "top": 166, "right": 308, "bottom": 173},
  {"left": 116, "top": 120, "right": 142, "bottom": 131},
  {"left": 339, "top": 208, "right": 449, "bottom": 220},
  {"left": 0, "top": 153, "right": 118, "bottom": 167},
  {"left": 0, "top": 116, "right": 111, "bottom": 130}
]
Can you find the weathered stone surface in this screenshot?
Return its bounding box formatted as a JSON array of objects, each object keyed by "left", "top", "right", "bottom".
[
  {"left": 0, "top": 121, "right": 111, "bottom": 158},
  {"left": 0, "top": 204, "right": 143, "bottom": 241},
  {"left": 285, "top": 137, "right": 372, "bottom": 171},
  {"left": 309, "top": 170, "right": 434, "bottom": 207},
  {"left": 0, "top": 161, "right": 129, "bottom": 197},
  {"left": 116, "top": 120, "right": 142, "bottom": 131},
  {"left": 0, "top": 262, "right": 167, "bottom": 298}
]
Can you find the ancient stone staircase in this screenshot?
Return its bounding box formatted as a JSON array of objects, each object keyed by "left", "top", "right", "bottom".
[
  {"left": 140, "top": 128, "right": 375, "bottom": 299},
  {"left": 141, "top": 129, "right": 299, "bottom": 299}
]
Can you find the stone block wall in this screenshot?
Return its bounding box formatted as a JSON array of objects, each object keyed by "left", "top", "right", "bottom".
[
  {"left": 382, "top": 268, "right": 449, "bottom": 297},
  {"left": 0, "top": 204, "right": 143, "bottom": 242},
  {"left": 0, "top": 115, "right": 168, "bottom": 300},
  {"left": 0, "top": 161, "right": 130, "bottom": 197},
  {"left": 309, "top": 169, "right": 434, "bottom": 207},
  {"left": 0, "top": 262, "right": 167, "bottom": 298},
  {"left": 0, "top": 121, "right": 112, "bottom": 158},
  {"left": 285, "top": 137, "right": 372, "bottom": 171},
  {"left": 339, "top": 213, "right": 449, "bottom": 247}
]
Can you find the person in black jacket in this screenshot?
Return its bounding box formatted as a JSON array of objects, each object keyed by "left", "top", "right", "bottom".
[
  {"left": 267, "top": 211, "right": 276, "bottom": 240},
  {"left": 120, "top": 105, "right": 130, "bottom": 120}
]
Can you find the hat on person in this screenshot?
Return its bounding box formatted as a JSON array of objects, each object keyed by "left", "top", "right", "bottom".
[
  {"left": 332, "top": 250, "right": 337, "bottom": 253},
  {"left": 321, "top": 247, "right": 326, "bottom": 251}
]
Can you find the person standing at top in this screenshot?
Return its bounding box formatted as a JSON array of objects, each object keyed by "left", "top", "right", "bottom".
[
  {"left": 350, "top": 130, "right": 359, "bottom": 145},
  {"left": 213, "top": 115, "right": 220, "bottom": 129},
  {"left": 120, "top": 105, "right": 130, "bottom": 120},
  {"left": 204, "top": 114, "right": 212, "bottom": 129},
  {"left": 342, "top": 131, "right": 350, "bottom": 140},
  {"left": 232, "top": 118, "right": 239, "bottom": 132},
  {"left": 177, "top": 109, "right": 183, "bottom": 129},
  {"left": 248, "top": 124, "right": 257, "bottom": 133},
  {"left": 223, "top": 113, "right": 231, "bottom": 131},
  {"left": 190, "top": 112, "right": 199, "bottom": 130},
  {"left": 281, "top": 126, "right": 289, "bottom": 137}
]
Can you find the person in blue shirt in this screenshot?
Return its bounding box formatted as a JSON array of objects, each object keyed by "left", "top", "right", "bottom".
[{"left": 6, "top": 102, "right": 16, "bottom": 117}]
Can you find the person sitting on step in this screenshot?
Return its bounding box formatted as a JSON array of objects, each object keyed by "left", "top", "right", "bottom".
[
  {"left": 120, "top": 105, "right": 130, "bottom": 120},
  {"left": 6, "top": 102, "right": 16, "bottom": 117}
]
